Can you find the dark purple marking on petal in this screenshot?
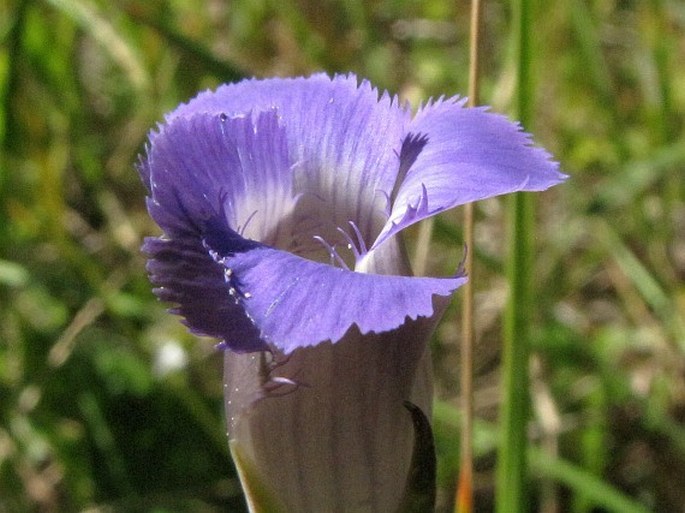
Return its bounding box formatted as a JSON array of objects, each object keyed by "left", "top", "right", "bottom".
[
  {"left": 143, "top": 235, "right": 268, "bottom": 353},
  {"left": 391, "top": 133, "right": 429, "bottom": 202}
]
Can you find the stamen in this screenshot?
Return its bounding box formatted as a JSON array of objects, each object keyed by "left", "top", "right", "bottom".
[
  {"left": 313, "top": 236, "right": 349, "bottom": 270},
  {"left": 336, "top": 227, "right": 360, "bottom": 261},
  {"left": 238, "top": 210, "right": 259, "bottom": 236},
  {"left": 347, "top": 221, "right": 368, "bottom": 255}
]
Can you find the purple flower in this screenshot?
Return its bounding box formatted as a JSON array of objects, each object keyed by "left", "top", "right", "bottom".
[{"left": 139, "top": 73, "right": 564, "bottom": 512}]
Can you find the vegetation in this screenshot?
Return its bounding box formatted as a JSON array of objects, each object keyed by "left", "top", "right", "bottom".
[{"left": 1, "top": 0, "right": 683, "bottom": 511}]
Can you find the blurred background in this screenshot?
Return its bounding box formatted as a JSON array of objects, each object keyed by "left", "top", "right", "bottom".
[{"left": 1, "top": 0, "right": 683, "bottom": 512}]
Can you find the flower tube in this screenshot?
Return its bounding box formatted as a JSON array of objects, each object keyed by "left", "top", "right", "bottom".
[{"left": 139, "top": 73, "right": 564, "bottom": 512}]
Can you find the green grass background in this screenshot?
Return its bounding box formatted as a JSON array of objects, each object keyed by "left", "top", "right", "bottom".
[{"left": 1, "top": 0, "right": 684, "bottom": 512}]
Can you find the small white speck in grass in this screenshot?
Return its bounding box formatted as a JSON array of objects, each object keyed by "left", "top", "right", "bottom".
[{"left": 153, "top": 340, "right": 188, "bottom": 376}]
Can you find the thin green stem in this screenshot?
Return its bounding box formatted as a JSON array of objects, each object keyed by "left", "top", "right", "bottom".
[
  {"left": 496, "top": 0, "right": 534, "bottom": 511},
  {"left": 497, "top": 193, "right": 534, "bottom": 513}
]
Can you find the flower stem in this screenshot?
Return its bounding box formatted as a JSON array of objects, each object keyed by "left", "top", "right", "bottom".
[
  {"left": 455, "top": 1, "right": 482, "bottom": 512},
  {"left": 496, "top": 0, "right": 534, "bottom": 511}
]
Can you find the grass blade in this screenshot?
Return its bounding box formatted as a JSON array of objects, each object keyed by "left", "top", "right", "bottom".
[{"left": 496, "top": 0, "right": 534, "bottom": 510}]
